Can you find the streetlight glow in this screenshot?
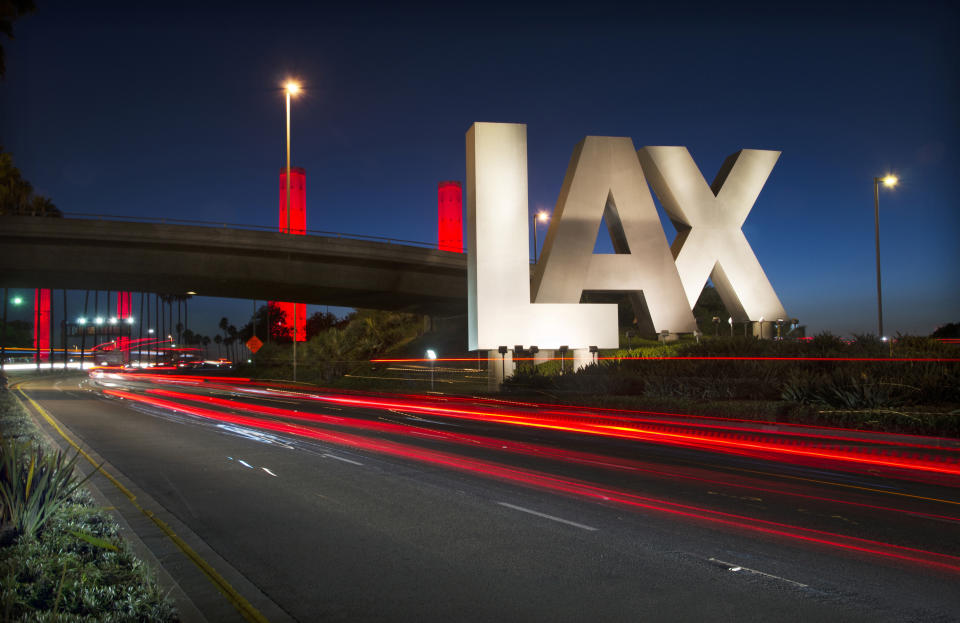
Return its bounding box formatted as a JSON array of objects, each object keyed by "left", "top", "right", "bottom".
[
  {"left": 284, "top": 80, "right": 301, "bottom": 96},
  {"left": 532, "top": 210, "right": 551, "bottom": 263},
  {"left": 873, "top": 173, "right": 899, "bottom": 336},
  {"left": 77, "top": 317, "right": 87, "bottom": 325},
  {"left": 95, "top": 317, "right": 104, "bottom": 325},
  {"left": 426, "top": 349, "right": 437, "bottom": 360},
  {"left": 11, "top": 296, "right": 23, "bottom": 305}
]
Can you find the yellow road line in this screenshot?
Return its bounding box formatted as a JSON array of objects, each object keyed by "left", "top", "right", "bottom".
[{"left": 13, "top": 382, "right": 270, "bottom": 623}]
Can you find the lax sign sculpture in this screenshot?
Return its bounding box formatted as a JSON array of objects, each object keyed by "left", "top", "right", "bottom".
[{"left": 467, "top": 122, "right": 787, "bottom": 352}]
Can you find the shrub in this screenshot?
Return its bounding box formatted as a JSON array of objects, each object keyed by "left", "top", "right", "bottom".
[
  {"left": 0, "top": 493, "right": 177, "bottom": 621},
  {"left": 0, "top": 441, "right": 94, "bottom": 541}
]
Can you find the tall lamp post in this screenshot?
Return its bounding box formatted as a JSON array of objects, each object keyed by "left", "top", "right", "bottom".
[
  {"left": 532, "top": 210, "right": 549, "bottom": 263},
  {"left": 284, "top": 79, "right": 301, "bottom": 381},
  {"left": 2, "top": 291, "right": 24, "bottom": 371},
  {"left": 873, "top": 174, "right": 898, "bottom": 337}
]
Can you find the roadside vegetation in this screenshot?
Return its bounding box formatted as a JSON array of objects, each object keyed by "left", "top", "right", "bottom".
[
  {"left": 503, "top": 332, "right": 960, "bottom": 437},
  {"left": 0, "top": 380, "right": 177, "bottom": 621},
  {"left": 223, "top": 296, "right": 960, "bottom": 438},
  {"left": 240, "top": 308, "right": 424, "bottom": 385}
]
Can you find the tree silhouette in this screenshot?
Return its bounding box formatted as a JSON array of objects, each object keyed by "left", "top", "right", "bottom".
[
  {"left": 0, "top": 0, "right": 35, "bottom": 79},
  {"left": 0, "top": 151, "right": 60, "bottom": 216}
]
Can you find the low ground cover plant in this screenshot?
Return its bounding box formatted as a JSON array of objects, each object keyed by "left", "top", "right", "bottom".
[{"left": 0, "top": 382, "right": 177, "bottom": 621}]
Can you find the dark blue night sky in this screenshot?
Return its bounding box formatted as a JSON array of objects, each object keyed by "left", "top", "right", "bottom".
[{"left": 3, "top": 1, "right": 957, "bottom": 338}]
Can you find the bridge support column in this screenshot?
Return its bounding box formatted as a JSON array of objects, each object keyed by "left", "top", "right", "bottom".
[
  {"left": 487, "top": 349, "right": 515, "bottom": 390},
  {"left": 572, "top": 348, "right": 595, "bottom": 371}
]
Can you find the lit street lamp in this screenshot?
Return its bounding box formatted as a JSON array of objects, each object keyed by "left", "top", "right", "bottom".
[
  {"left": 873, "top": 174, "right": 897, "bottom": 338},
  {"left": 532, "top": 210, "right": 549, "bottom": 263},
  {"left": 284, "top": 79, "right": 302, "bottom": 382},
  {"left": 2, "top": 290, "right": 25, "bottom": 371}
]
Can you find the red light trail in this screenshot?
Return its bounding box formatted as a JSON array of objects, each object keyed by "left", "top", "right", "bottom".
[
  {"left": 93, "top": 372, "right": 959, "bottom": 483},
  {"left": 142, "top": 387, "right": 960, "bottom": 523},
  {"left": 371, "top": 356, "right": 960, "bottom": 363},
  {"left": 100, "top": 387, "right": 960, "bottom": 573}
]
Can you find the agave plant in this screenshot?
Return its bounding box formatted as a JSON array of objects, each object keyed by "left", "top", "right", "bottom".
[{"left": 0, "top": 441, "right": 95, "bottom": 540}]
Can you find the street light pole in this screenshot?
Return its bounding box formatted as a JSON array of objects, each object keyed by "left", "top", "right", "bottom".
[
  {"left": 873, "top": 175, "right": 897, "bottom": 337},
  {"left": 1, "top": 288, "right": 8, "bottom": 372},
  {"left": 284, "top": 80, "right": 301, "bottom": 382}
]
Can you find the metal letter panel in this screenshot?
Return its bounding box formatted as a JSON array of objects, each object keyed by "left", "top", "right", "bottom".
[
  {"left": 533, "top": 136, "right": 696, "bottom": 334},
  {"left": 638, "top": 147, "right": 787, "bottom": 322},
  {"left": 466, "top": 123, "right": 618, "bottom": 351}
]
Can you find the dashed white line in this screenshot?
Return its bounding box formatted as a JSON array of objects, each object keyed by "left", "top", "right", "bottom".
[
  {"left": 261, "top": 467, "right": 278, "bottom": 477},
  {"left": 322, "top": 453, "right": 364, "bottom": 466},
  {"left": 497, "top": 502, "right": 598, "bottom": 531},
  {"left": 708, "top": 557, "right": 808, "bottom": 587}
]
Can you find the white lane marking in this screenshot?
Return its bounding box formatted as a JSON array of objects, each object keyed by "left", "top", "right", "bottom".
[
  {"left": 708, "top": 557, "right": 808, "bottom": 588},
  {"left": 262, "top": 467, "right": 278, "bottom": 477},
  {"left": 238, "top": 459, "right": 253, "bottom": 469},
  {"left": 497, "top": 502, "right": 598, "bottom": 531},
  {"left": 322, "top": 453, "right": 363, "bottom": 466}
]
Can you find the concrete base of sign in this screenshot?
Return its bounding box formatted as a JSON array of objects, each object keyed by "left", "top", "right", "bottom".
[
  {"left": 488, "top": 350, "right": 515, "bottom": 390},
  {"left": 534, "top": 349, "right": 552, "bottom": 366},
  {"left": 573, "top": 348, "right": 596, "bottom": 371},
  {"left": 752, "top": 321, "right": 786, "bottom": 340}
]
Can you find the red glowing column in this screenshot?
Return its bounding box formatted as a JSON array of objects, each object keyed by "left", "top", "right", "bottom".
[
  {"left": 274, "top": 166, "right": 307, "bottom": 342},
  {"left": 438, "top": 181, "right": 463, "bottom": 252},
  {"left": 33, "top": 288, "right": 51, "bottom": 360},
  {"left": 116, "top": 292, "right": 131, "bottom": 319}
]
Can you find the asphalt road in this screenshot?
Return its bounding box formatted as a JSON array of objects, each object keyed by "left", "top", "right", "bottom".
[{"left": 14, "top": 373, "right": 960, "bottom": 622}]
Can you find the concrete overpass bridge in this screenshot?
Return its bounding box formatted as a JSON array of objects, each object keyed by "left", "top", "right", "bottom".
[{"left": 0, "top": 216, "right": 468, "bottom": 316}]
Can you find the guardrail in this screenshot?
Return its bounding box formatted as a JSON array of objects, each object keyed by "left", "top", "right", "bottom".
[{"left": 58, "top": 212, "right": 446, "bottom": 250}]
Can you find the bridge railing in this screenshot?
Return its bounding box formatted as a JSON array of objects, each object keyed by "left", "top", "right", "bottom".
[{"left": 61, "top": 212, "right": 444, "bottom": 250}]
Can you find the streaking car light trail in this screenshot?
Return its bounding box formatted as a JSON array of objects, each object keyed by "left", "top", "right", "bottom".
[
  {"left": 213, "top": 378, "right": 957, "bottom": 444},
  {"left": 100, "top": 388, "right": 960, "bottom": 573},
  {"left": 142, "top": 388, "right": 960, "bottom": 522},
  {"left": 100, "top": 373, "right": 959, "bottom": 481},
  {"left": 253, "top": 393, "right": 960, "bottom": 481},
  {"left": 371, "top": 356, "right": 960, "bottom": 363},
  {"left": 96, "top": 372, "right": 957, "bottom": 455}
]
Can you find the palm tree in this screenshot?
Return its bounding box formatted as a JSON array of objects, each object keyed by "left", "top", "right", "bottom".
[
  {"left": 214, "top": 334, "right": 223, "bottom": 358},
  {"left": 227, "top": 324, "right": 238, "bottom": 361}
]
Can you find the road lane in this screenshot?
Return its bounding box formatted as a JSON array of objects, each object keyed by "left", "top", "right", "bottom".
[{"left": 16, "top": 374, "right": 960, "bottom": 622}]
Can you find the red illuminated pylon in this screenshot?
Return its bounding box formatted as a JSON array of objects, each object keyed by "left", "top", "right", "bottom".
[
  {"left": 438, "top": 181, "right": 463, "bottom": 252},
  {"left": 33, "top": 288, "right": 51, "bottom": 360},
  {"left": 116, "top": 292, "right": 131, "bottom": 319},
  {"left": 273, "top": 167, "right": 306, "bottom": 342}
]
